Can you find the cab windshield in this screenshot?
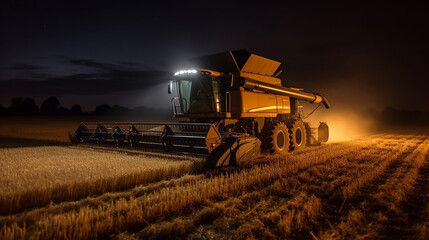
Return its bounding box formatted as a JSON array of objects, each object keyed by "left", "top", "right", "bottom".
[{"left": 178, "top": 76, "right": 217, "bottom": 114}]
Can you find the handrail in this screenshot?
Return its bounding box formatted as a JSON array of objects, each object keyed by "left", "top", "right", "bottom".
[
  {"left": 171, "top": 97, "right": 179, "bottom": 115},
  {"left": 171, "top": 97, "right": 188, "bottom": 115},
  {"left": 225, "top": 91, "right": 231, "bottom": 113}
]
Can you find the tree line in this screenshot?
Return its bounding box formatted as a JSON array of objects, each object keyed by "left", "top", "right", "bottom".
[
  {"left": 1, "top": 97, "right": 428, "bottom": 125},
  {"left": 362, "top": 107, "right": 429, "bottom": 126},
  {"left": 0, "top": 96, "right": 170, "bottom": 117}
]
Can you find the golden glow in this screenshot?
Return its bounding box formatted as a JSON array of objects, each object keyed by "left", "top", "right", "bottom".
[
  {"left": 212, "top": 80, "right": 220, "bottom": 112},
  {"left": 248, "top": 106, "right": 277, "bottom": 112},
  {"left": 306, "top": 109, "right": 374, "bottom": 142}
]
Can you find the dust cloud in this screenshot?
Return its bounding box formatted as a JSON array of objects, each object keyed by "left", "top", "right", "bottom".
[
  {"left": 297, "top": 76, "right": 384, "bottom": 142},
  {"left": 303, "top": 103, "right": 375, "bottom": 142}
]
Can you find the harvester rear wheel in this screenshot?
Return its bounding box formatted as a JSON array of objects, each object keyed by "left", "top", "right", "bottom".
[
  {"left": 259, "top": 122, "right": 289, "bottom": 153},
  {"left": 287, "top": 120, "right": 307, "bottom": 151},
  {"left": 303, "top": 122, "right": 313, "bottom": 146}
]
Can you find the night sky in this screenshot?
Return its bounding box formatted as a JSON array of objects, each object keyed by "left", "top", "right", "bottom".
[{"left": 1, "top": 0, "right": 428, "bottom": 111}]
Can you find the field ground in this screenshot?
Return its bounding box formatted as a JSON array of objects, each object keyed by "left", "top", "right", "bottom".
[{"left": 0, "top": 117, "right": 429, "bottom": 239}]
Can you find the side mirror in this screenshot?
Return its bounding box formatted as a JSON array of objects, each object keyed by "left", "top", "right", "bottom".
[{"left": 168, "top": 81, "right": 173, "bottom": 94}]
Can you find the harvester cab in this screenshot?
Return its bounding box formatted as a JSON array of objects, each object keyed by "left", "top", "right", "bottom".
[{"left": 70, "top": 50, "right": 330, "bottom": 167}]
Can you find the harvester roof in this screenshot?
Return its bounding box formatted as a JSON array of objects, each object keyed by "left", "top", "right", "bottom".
[{"left": 189, "top": 49, "right": 281, "bottom": 77}]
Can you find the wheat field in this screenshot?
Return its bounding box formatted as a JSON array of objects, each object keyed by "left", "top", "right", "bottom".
[
  {"left": 1, "top": 119, "right": 429, "bottom": 239},
  {"left": 0, "top": 145, "right": 202, "bottom": 216}
]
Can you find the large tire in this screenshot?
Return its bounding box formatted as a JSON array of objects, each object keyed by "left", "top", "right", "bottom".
[
  {"left": 303, "top": 122, "right": 313, "bottom": 146},
  {"left": 287, "top": 120, "right": 307, "bottom": 151},
  {"left": 318, "top": 122, "right": 329, "bottom": 143},
  {"left": 259, "top": 122, "right": 290, "bottom": 153}
]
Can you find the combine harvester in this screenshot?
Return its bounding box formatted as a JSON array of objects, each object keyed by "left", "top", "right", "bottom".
[{"left": 70, "top": 50, "right": 330, "bottom": 167}]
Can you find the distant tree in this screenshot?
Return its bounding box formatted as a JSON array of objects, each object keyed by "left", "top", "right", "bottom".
[
  {"left": 426, "top": 111, "right": 429, "bottom": 123},
  {"left": 70, "top": 104, "right": 83, "bottom": 115},
  {"left": 93, "top": 104, "right": 111, "bottom": 115},
  {"left": 381, "top": 106, "right": 427, "bottom": 125},
  {"left": 110, "top": 105, "right": 130, "bottom": 115},
  {"left": 381, "top": 107, "right": 401, "bottom": 124},
  {"left": 133, "top": 106, "right": 147, "bottom": 114},
  {"left": 132, "top": 105, "right": 171, "bottom": 119},
  {"left": 361, "top": 107, "right": 380, "bottom": 122},
  {"left": 21, "top": 98, "right": 39, "bottom": 115},
  {"left": 56, "top": 106, "right": 70, "bottom": 115},
  {"left": 10, "top": 97, "right": 24, "bottom": 108},
  {"left": 40, "top": 96, "right": 60, "bottom": 115},
  {"left": 8, "top": 97, "right": 24, "bottom": 115},
  {"left": 0, "top": 104, "right": 6, "bottom": 116}
]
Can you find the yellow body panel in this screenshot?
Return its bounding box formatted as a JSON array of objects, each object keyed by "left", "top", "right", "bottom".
[
  {"left": 230, "top": 89, "right": 290, "bottom": 118},
  {"left": 205, "top": 124, "right": 222, "bottom": 153},
  {"left": 240, "top": 54, "right": 281, "bottom": 76},
  {"left": 240, "top": 72, "right": 282, "bottom": 86}
]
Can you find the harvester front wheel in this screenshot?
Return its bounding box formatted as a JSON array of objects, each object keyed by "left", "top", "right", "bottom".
[
  {"left": 259, "top": 122, "right": 289, "bottom": 154},
  {"left": 287, "top": 120, "right": 307, "bottom": 151}
]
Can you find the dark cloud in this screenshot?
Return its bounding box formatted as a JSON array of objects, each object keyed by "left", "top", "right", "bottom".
[
  {"left": 0, "top": 71, "right": 170, "bottom": 96},
  {"left": 117, "top": 61, "right": 141, "bottom": 66},
  {"left": 54, "top": 55, "right": 71, "bottom": 60},
  {"left": 7, "top": 63, "right": 44, "bottom": 70},
  {"left": 3, "top": 63, "right": 51, "bottom": 81},
  {"left": 68, "top": 59, "right": 122, "bottom": 72},
  {"left": 0, "top": 58, "right": 171, "bottom": 96}
]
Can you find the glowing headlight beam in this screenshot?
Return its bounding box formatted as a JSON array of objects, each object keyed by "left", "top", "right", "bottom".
[{"left": 174, "top": 69, "right": 197, "bottom": 76}]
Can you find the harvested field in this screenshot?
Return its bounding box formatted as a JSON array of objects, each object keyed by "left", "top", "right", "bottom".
[{"left": 1, "top": 118, "right": 429, "bottom": 239}]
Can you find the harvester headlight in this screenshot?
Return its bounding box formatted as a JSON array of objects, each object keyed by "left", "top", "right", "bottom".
[{"left": 174, "top": 69, "right": 197, "bottom": 76}]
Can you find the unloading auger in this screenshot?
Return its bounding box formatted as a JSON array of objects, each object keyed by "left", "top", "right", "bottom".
[{"left": 70, "top": 50, "right": 330, "bottom": 167}]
